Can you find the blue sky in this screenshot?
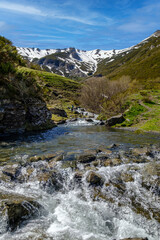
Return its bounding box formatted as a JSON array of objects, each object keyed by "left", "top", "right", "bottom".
[{"left": 0, "top": 0, "right": 160, "bottom": 50}]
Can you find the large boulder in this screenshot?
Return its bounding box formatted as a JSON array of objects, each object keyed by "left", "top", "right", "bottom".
[{"left": 106, "top": 114, "right": 125, "bottom": 126}]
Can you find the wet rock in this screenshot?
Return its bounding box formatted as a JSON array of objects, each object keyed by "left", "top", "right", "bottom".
[
  {"left": 120, "top": 238, "right": 148, "bottom": 240},
  {"left": 141, "top": 162, "right": 160, "bottom": 196},
  {"left": 61, "top": 160, "right": 77, "bottom": 169},
  {"left": 29, "top": 155, "right": 43, "bottom": 163},
  {"left": 7, "top": 200, "right": 44, "bottom": 231},
  {"left": 38, "top": 170, "right": 63, "bottom": 193},
  {"left": 77, "top": 154, "right": 96, "bottom": 164},
  {"left": 83, "top": 149, "right": 98, "bottom": 156},
  {"left": 131, "top": 147, "right": 149, "bottom": 156},
  {"left": 103, "top": 158, "right": 122, "bottom": 167},
  {"left": 2, "top": 165, "right": 21, "bottom": 181},
  {"left": 45, "top": 153, "right": 64, "bottom": 165},
  {"left": 86, "top": 171, "right": 104, "bottom": 186},
  {"left": 52, "top": 154, "right": 64, "bottom": 162},
  {"left": 74, "top": 171, "right": 83, "bottom": 183},
  {"left": 0, "top": 191, "right": 46, "bottom": 231},
  {"left": 85, "top": 118, "right": 94, "bottom": 122},
  {"left": 131, "top": 196, "right": 160, "bottom": 223},
  {"left": 121, "top": 172, "right": 134, "bottom": 182},
  {"left": 106, "top": 114, "right": 125, "bottom": 126},
  {"left": 108, "top": 143, "right": 120, "bottom": 149},
  {"left": 99, "top": 120, "right": 105, "bottom": 125}
]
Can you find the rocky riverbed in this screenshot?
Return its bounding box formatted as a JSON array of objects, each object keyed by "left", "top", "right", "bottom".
[{"left": 0, "top": 140, "right": 159, "bottom": 240}]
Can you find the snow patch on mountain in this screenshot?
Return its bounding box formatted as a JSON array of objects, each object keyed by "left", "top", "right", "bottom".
[{"left": 17, "top": 46, "right": 133, "bottom": 77}]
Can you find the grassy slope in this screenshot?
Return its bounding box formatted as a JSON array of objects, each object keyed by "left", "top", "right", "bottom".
[
  {"left": 95, "top": 36, "right": 160, "bottom": 132},
  {"left": 96, "top": 37, "right": 160, "bottom": 84},
  {"left": 17, "top": 67, "right": 81, "bottom": 122},
  {"left": 115, "top": 90, "right": 160, "bottom": 132}
]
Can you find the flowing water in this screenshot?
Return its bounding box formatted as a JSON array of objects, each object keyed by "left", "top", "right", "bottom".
[{"left": 0, "top": 120, "right": 160, "bottom": 240}]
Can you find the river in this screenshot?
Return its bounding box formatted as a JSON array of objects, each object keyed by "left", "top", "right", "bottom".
[{"left": 0, "top": 120, "right": 160, "bottom": 240}]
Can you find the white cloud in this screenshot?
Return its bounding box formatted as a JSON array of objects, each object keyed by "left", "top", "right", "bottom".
[
  {"left": 22, "top": 34, "right": 64, "bottom": 38},
  {"left": 0, "top": 2, "right": 46, "bottom": 16},
  {"left": 51, "top": 15, "right": 96, "bottom": 26},
  {"left": 0, "top": 1, "right": 113, "bottom": 26}
]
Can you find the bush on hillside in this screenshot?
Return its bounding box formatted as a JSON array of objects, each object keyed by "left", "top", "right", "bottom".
[{"left": 80, "top": 76, "right": 130, "bottom": 114}]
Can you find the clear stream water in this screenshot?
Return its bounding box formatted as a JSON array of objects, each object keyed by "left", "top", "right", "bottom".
[{"left": 0, "top": 120, "right": 160, "bottom": 240}]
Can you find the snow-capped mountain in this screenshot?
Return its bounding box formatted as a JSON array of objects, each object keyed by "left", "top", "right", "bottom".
[
  {"left": 17, "top": 46, "right": 132, "bottom": 78},
  {"left": 17, "top": 31, "right": 159, "bottom": 78}
]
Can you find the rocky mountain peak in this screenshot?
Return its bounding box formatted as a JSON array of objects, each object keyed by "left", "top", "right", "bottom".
[{"left": 153, "top": 30, "right": 160, "bottom": 37}]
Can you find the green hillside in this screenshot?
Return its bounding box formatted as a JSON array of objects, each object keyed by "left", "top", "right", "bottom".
[
  {"left": 96, "top": 36, "right": 160, "bottom": 89},
  {"left": 89, "top": 33, "right": 160, "bottom": 132},
  {"left": 0, "top": 36, "right": 80, "bottom": 133}
]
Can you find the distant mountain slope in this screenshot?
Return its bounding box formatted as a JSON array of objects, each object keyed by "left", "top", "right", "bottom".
[
  {"left": 96, "top": 30, "right": 160, "bottom": 84},
  {"left": 17, "top": 46, "right": 131, "bottom": 78}
]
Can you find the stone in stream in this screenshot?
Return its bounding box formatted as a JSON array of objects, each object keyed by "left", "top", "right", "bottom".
[
  {"left": 141, "top": 162, "right": 160, "bottom": 196},
  {"left": 38, "top": 170, "right": 63, "bottom": 193},
  {"left": 77, "top": 154, "right": 96, "bottom": 164},
  {"left": 6, "top": 200, "right": 45, "bottom": 231},
  {"left": 119, "top": 238, "right": 148, "bottom": 240},
  {"left": 103, "top": 158, "right": 122, "bottom": 167},
  {"left": 86, "top": 171, "right": 104, "bottom": 186},
  {"left": 0, "top": 192, "right": 46, "bottom": 232},
  {"left": 2, "top": 165, "right": 22, "bottom": 182},
  {"left": 106, "top": 114, "right": 125, "bottom": 126},
  {"left": 85, "top": 118, "right": 94, "bottom": 122}
]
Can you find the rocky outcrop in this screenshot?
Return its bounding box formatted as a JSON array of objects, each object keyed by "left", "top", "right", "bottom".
[{"left": 0, "top": 98, "right": 55, "bottom": 134}]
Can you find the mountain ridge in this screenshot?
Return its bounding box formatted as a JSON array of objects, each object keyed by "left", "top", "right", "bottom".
[
  {"left": 17, "top": 31, "right": 159, "bottom": 78},
  {"left": 17, "top": 46, "right": 132, "bottom": 78}
]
